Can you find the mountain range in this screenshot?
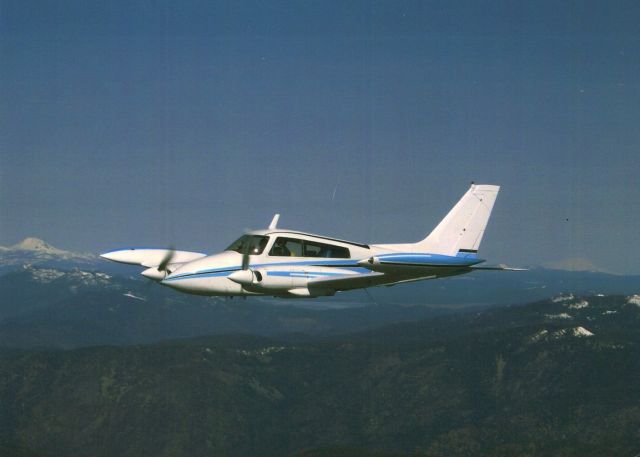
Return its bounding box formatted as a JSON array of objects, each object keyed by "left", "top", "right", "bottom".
[
  {"left": 1, "top": 238, "right": 640, "bottom": 456},
  {"left": 1, "top": 238, "right": 639, "bottom": 349},
  {"left": 1, "top": 293, "right": 639, "bottom": 456}
]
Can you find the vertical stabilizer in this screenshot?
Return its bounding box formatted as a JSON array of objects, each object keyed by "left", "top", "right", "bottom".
[{"left": 414, "top": 184, "right": 500, "bottom": 256}]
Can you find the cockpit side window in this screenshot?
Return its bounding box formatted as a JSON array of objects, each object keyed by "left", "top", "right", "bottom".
[
  {"left": 303, "top": 240, "right": 350, "bottom": 258},
  {"left": 268, "top": 237, "right": 350, "bottom": 258},
  {"left": 226, "top": 235, "right": 269, "bottom": 255},
  {"left": 268, "top": 237, "right": 302, "bottom": 257}
]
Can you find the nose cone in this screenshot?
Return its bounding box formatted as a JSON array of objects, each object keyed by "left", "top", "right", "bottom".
[
  {"left": 100, "top": 251, "right": 119, "bottom": 261},
  {"left": 227, "top": 269, "right": 254, "bottom": 285}
]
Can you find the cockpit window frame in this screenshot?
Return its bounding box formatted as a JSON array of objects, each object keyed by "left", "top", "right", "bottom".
[{"left": 225, "top": 235, "right": 270, "bottom": 255}]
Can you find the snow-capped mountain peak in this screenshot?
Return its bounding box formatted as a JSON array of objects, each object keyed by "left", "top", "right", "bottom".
[
  {"left": 0, "top": 237, "right": 97, "bottom": 272},
  {"left": 10, "top": 237, "right": 68, "bottom": 255}
]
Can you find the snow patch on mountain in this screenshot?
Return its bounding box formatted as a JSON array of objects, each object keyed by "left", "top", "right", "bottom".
[
  {"left": 551, "top": 294, "right": 574, "bottom": 303},
  {"left": 532, "top": 326, "right": 594, "bottom": 342},
  {"left": 65, "top": 269, "right": 112, "bottom": 287},
  {"left": 567, "top": 300, "right": 589, "bottom": 310},
  {"left": 572, "top": 326, "right": 594, "bottom": 337},
  {"left": 545, "top": 312, "right": 572, "bottom": 320},
  {"left": 552, "top": 326, "right": 594, "bottom": 339},
  {"left": 29, "top": 267, "right": 66, "bottom": 284},
  {"left": 626, "top": 295, "right": 640, "bottom": 307},
  {"left": 529, "top": 329, "right": 549, "bottom": 343}
]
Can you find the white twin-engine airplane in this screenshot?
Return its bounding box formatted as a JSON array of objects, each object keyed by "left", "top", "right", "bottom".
[{"left": 101, "top": 184, "right": 520, "bottom": 298}]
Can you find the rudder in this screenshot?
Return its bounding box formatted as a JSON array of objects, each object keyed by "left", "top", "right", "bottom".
[{"left": 414, "top": 184, "right": 500, "bottom": 256}]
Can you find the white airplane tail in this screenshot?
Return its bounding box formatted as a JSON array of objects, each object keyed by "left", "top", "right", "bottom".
[
  {"left": 416, "top": 184, "right": 500, "bottom": 256},
  {"left": 376, "top": 184, "right": 500, "bottom": 256}
]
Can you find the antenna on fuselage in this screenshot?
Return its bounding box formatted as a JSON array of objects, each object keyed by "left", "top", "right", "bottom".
[{"left": 269, "top": 214, "right": 280, "bottom": 230}]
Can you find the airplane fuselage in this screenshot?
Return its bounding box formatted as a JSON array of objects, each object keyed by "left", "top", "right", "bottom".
[
  {"left": 101, "top": 184, "right": 511, "bottom": 298},
  {"left": 103, "top": 229, "right": 483, "bottom": 297}
]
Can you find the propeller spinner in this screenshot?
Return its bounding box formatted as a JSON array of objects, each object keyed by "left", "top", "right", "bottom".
[{"left": 141, "top": 247, "right": 176, "bottom": 281}]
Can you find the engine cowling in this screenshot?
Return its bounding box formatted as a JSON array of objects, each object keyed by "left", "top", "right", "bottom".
[{"left": 227, "top": 269, "right": 256, "bottom": 285}]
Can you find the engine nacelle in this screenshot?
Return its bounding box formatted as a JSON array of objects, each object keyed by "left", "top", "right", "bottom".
[
  {"left": 228, "top": 268, "right": 309, "bottom": 292},
  {"left": 227, "top": 269, "right": 257, "bottom": 285}
]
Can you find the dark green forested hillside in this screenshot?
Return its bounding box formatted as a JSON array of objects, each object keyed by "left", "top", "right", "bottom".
[{"left": 1, "top": 294, "right": 639, "bottom": 457}]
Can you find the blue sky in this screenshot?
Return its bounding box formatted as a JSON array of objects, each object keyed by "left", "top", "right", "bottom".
[{"left": 1, "top": 1, "right": 639, "bottom": 273}]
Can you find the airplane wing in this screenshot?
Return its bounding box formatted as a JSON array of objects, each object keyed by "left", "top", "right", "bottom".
[
  {"left": 100, "top": 248, "right": 207, "bottom": 267},
  {"left": 306, "top": 263, "right": 524, "bottom": 296},
  {"left": 307, "top": 272, "right": 388, "bottom": 293}
]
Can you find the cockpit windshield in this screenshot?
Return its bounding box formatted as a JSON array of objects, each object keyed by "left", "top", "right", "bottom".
[{"left": 225, "top": 235, "right": 269, "bottom": 255}]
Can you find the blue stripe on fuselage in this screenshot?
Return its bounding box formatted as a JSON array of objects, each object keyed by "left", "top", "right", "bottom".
[
  {"left": 266, "top": 270, "right": 355, "bottom": 278},
  {"left": 163, "top": 254, "right": 479, "bottom": 283},
  {"left": 165, "top": 259, "right": 363, "bottom": 281}
]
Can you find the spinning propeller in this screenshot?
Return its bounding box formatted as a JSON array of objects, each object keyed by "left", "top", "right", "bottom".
[
  {"left": 228, "top": 236, "right": 261, "bottom": 286},
  {"left": 141, "top": 247, "right": 176, "bottom": 281},
  {"left": 158, "top": 247, "right": 176, "bottom": 274}
]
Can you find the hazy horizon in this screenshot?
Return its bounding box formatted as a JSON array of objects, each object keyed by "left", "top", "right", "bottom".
[{"left": 2, "top": 1, "right": 639, "bottom": 274}]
